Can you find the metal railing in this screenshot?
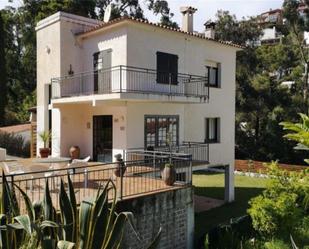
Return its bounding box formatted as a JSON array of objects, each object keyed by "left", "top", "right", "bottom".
[
  {"left": 128, "top": 142, "right": 209, "bottom": 164},
  {"left": 1, "top": 153, "right": 192, "bottom": 212},
  {"left": 51, "top": 65, "right": 209, "bottom": 101}
]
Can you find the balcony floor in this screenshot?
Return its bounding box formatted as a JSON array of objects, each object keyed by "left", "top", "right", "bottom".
[{"left": 51, "top": 92, "right": 208, "bottom": 107}]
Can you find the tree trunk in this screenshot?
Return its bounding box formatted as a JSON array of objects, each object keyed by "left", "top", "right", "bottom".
[
  {"left": 304, "top": 62, "right": 309, "bottom": 114},
  {"left": 255, "top": 115, "right": 260, "bottom": 142}
]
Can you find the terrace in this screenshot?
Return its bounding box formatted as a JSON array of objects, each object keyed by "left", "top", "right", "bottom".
[
  {"left": 1, "top": 150, "right": 193, "bottom": 212},
  {"left": 51, "top": 65, "right": 209, "bottom": 103}
]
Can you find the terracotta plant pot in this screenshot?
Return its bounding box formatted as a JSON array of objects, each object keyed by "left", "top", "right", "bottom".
[
  {"left": 69, "top": 146, "right": 80, "bottom": 160},
  {"left": 114, "top": 165, "right": 126, "bottom": 177},
  {"left": 161, "top": 164, "right": 176, "bottom": 186},
  {"left": 39, "top": 148, "right": 50, "bottom": 158},
  {"left": 114, "top": 154, "right": 126, "bottom": 177}
]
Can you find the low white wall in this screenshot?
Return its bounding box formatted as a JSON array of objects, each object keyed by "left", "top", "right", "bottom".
[{"left": 0, "top": 148, "right": 6, "bottom": 161}]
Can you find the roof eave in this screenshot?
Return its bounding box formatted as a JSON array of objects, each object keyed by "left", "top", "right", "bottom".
[{"left": 76, "top": 16, "right": 244, "bottom": 49}]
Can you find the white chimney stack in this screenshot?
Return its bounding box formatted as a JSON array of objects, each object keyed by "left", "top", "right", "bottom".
[
  {"left": 204, "top": 21, "right": 216, "bottom": 39},
  {"left": 180, "top": 6, "right": 197, "bottom": 33}
]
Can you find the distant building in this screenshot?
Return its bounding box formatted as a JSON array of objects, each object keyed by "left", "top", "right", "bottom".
[
  {"left": 281, "top": 81, "right": 295, "bottom": 89},
  {"left": 259, "top": 26, "right": 283, "bottom": 45},
  {"left": 258, "top": 8, "right": 283, "bottom": 25}
]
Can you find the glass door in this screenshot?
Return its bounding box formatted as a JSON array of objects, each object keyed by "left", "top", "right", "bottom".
[{"left": 93, "top": 115, "right": 113, "bottom": 162}]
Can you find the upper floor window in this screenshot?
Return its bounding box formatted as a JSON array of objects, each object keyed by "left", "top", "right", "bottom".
[
  {"left": 205, "top": 117, "right": 220, "bottom": 143},
  {"left": 206, "top": 63, "right": 221, "bottom": 87},
  {"left": 156, "top": 52, "right": 178, "bottom": 85}
]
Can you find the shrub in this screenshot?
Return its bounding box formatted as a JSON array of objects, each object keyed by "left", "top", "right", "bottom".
[
  {"left": 0, "top": 173, "right": 161, "bottom": 249},
  {"left": 205, "top": 215, "right": 255, "bottom": 249},
  {"left": 0, "top": 131, "right": 30, "bottom": 157},
  {"left": 248, "top": 162, "right": 309, "bottom": 242},
  {"left": 264, "top": 239, "right": 290, "bottom": 249}
]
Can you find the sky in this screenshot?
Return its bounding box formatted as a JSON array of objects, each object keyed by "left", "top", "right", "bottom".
[{"left": 0, "top": 0, "right": 283, "bottom": 32}]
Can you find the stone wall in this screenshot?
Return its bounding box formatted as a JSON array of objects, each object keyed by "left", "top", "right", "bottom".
[{"left": 117, "top": 187, "right": 194, "bottom": 249}]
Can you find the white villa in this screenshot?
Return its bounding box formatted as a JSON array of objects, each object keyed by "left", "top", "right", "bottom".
[{"left": 36, "top": 7, "right": 241, "bottom": 201}]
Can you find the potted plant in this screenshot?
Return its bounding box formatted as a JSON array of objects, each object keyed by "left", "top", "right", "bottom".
[
  {"left": 161, "top": 132, "right": 176, "bottom": 186},
  {"left": 161, "top": 163, "right": 176, "bottom": 186},
  {"left": 39, "top": 130, "right": 51, "bottom": 158}
]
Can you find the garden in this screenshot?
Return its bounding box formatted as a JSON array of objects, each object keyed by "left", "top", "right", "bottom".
[{"left": 194, "top": 114, "right": 309, "bottom": 249}]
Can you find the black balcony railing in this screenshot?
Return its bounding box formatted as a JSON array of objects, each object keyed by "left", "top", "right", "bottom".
[
  {"left": 127, "top": 142, "right": 209, "bottom": 164},
  {"left": 51, "top": 65, "right": 209, "bottom": 100}
]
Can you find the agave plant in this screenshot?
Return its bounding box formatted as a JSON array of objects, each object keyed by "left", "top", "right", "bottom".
[{"left": 0, "top": 172, "right": 161, "bottom": 249}]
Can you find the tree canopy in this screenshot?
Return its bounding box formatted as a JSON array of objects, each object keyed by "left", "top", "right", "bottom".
[
  {"left": 0, "top": 0, "right": 177, "bottom": 125},
  {"left": 213, "top": 8, "right": 308, "bottom": 164}
]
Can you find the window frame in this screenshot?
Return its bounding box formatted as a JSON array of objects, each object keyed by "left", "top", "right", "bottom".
[
  {"left": 205, "top": 117, "right": 220, "bottom": 143},
  {"left": 206, "top": 65, "right": 219, "bottom": 87},
  {"left": 144, "top": 115, "right": 179, "bottom": 148}
]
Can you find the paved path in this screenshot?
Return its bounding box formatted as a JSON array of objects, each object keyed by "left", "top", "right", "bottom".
[{"left": 194, "top": 195, "right": 225, "bottom": 213}]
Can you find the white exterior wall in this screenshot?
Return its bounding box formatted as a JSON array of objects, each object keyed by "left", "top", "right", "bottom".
[
  {"left": 55, "top": 102, "right": 127, "bottom": 159},
  {"left": 80, "top": 26, "right": 127, "bottom": 72},
  {"left": 37, "top": 21, "right": 61, "bottom": 152},
  {"left": 126, "top": 102, "right": 185, "bottom": 148},
  {"left": 126, "top": 24, "right": 236, "bottom": 166}
]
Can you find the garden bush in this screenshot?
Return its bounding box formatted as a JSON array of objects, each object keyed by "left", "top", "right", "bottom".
[
  {"left": 0, "top": 131, "right": 30, "bottom": 157},
  {"left": 205, "top": 215, "right": 255, "bottom": 249},
  {"left": 248, "top": 162, "right": 309, "bottom": 246}
]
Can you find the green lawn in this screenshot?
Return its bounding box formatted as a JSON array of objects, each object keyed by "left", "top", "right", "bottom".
[{"left": 193, "top": 172, "right": 268, "bottom": 246}]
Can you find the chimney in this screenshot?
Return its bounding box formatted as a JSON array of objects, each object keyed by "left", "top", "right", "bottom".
[
  {"left": 180, "top": 6, "right": 197, "bottom": 33},
  {"left": 204, "top": 21, "right": 216, "bottom": 39}
]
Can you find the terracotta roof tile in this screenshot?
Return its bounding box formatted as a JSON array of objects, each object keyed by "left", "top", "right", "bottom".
[{"left": 77, "top": 16, "right": 243, "bottom": 49}]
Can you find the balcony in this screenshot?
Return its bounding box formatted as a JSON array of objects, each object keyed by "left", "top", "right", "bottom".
[
  {"left": 51, "top": 65, "right": 209, "bottom": 102},
  {"left": 126, "top": 142, "right": 209, "bottom": 164}
]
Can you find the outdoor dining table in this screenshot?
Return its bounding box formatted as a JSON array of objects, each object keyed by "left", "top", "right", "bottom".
[{"left": 29, "top": 157, "right": 71, "bottom": 192}]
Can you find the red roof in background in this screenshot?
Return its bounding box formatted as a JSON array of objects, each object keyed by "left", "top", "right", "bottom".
[
  {"left": 0, "top": 123, "right": 31, "bottom": 134},
  {"left": 260, "top": 8, "right": 282, "bottom": 16}
]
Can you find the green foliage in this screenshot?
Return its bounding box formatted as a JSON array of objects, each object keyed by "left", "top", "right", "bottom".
[
  {"left": 0, "top": 173, "right": 162, "bottom": 249},
  {"left": 212, "top": 5, "right": 309, "bottom": 164},
  {"left": 248, "top": 162, "right": 309, "bottom": 245},
  {"left": 38, "top": 131, "right": 51, "bottom": 148},
  {"left": 214, "top": 10, "right": 263, "bottom": 46},
  {"left": 0, "top": 11, "right": 7, "bottom": 126},
  {"left": 0, "top": 0, "right": 176, "bottom": 126},
  {"left": 0, "top": 131, "right": 30, "bottom": 157},
  {"left": 264, "top": 239, "right": 290, "bottom": 249},
  {"left": 280, "top": 113, "right": 309, "bottom": 163},
  {"left": 205, "top": 215, "right": 255, "bottom": 249}
]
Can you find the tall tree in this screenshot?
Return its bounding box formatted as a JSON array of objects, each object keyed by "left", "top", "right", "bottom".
[
  {"left": 283, "top": 0, "right": 309, "bottom": 112},
  {"left": 214, "top": 10, "right": 306, "bottom": 163},
  {"left": 0, "top": 0, "right": 177, "bottom": 125},
  {"left": 0, "top": 11, "right": 7, "bottom": 126},
  {"left": 214, "top": 10, "right": 262, "bottom": 46}
]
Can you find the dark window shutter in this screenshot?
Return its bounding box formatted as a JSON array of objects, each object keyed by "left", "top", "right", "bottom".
[
  {"left": 157, "top": 52, "right": 168, "bottom": 83},
  {"left": 157, "top": 52, "right": 178, "bottom": 84},
  {"left": 169, "top": 54, "right": 178, "bottom": 85}
]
